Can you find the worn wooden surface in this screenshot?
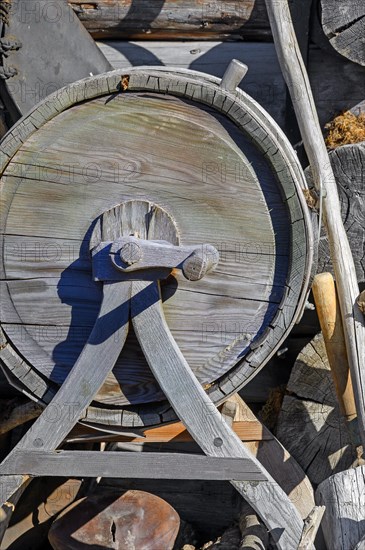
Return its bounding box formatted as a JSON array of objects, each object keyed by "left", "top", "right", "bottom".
[
  {"left": 276, "top": 333, "right": 360, "bottom": 486},
  {"left": 97, "top": 40, "right": 365, "bottom": 142},
  {"left": 316, "top": 466, "right": 365, "bottom": 550},
  {"left": 307, "top": 142, "right": 365, "bottom": 285},
  {"left": 0, "top": 68, "right": 312, "bottom": 427},
  {"left": 230, "top": 395, "right": 315, "bottom": 521},
  {"left": 130, "top": 280, "right": 304, "bottom": 548},
  {"left": 69, "top": 0, "right": 271, "bottom": 40},
  {"left": 320, "top": 0, "right": 365, "bottom": 66},
  {"left": 1, "top": 450, "right": 266, "bottom": 480}
]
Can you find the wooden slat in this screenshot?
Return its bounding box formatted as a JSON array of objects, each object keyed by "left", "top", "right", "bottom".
[
  {"left": 1, "top": 450, "right": 267, "bottom": 480},
  {"left": 68, "top": 419, "right": 270, "bottom": 443}
]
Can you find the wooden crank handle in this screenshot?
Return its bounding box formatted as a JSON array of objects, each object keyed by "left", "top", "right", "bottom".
[
  {"left": 312, "top": 273, "right": 357, "bottom": 422},
  {"left": 110, "top": 236, "right": 219, "bottom": 281},
  {"left": 0, "top": 281, "right": 131, "bottom": 457},
  {"left": 130, "top": 280, "right": 304, "bottom": 549}
]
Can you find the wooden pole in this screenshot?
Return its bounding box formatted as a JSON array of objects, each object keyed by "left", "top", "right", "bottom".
[
  {"left": 312, "top": 273, "right": 357, "bottom": 421},
  {"left": 265, "top": 0, "right": 365, "bottom": 450}
]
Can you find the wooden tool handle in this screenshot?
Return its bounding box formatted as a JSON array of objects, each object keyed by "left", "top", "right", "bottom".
[{"left": 312, "top": 273, "right": 357, "bottom": 421}]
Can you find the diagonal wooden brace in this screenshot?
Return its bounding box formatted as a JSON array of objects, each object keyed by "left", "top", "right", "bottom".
[{"left": 131, "top": 280, "right": 306, "bottom": 549}]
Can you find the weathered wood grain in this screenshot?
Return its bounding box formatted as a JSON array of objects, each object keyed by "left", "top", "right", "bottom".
[
  {"left": 131, "top": 280, "right": 305, "bottom": 549},
  {"left": 69, "top": 0, "right": 272, "bottom": 40},
  {"left": 321, "top": 0, "right": 365, "bottom": 66},
  {"left": 230, "top": 395, "right": 315, "bottom": 521},
  {"left": 266, "top": 0, "right": 365, "bottom": 451},
  {"left": 0, "top": 68, "right": 312, "bottom": 426},
  {"left": 1, "top": 450, "right": 266, "bottom": 480},
  {"left": 316, "top": 466, "right": 365, "bottom": 550},
  {"left": 96, "top": 41, "right": 287, "bottom": 128},
  {"left": 276, "top": 333, "right": 359, "bottom": 485},
  {"left": 307, "top": 142, "right": 365, "bottom": 285}
]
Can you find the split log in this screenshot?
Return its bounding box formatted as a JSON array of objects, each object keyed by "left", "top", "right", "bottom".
[
  {"left": 316, "top": 466, "right": 365, "bottom": 550},
  {"left": 276, "top": 333, "right": 360, "bottom": 485},
  {"left": 69, "top": 0, "right": 272, "bottom": 40},
  {"left": 0, "top": 398, "right": 42, "bottom": 436},
  {"left": 306, "top": 142, "right": 365, "bottom": 284},
  {"left": 320, "top": 0, "right": 365, "bottom": 66}
]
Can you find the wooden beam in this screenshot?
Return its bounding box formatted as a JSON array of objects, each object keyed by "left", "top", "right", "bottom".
[
  {"left": 69, "top": 0, "right": 272, "bottom": 40},
  {"left": 1, "top": 451, "right": 267, "bottom": 481}
]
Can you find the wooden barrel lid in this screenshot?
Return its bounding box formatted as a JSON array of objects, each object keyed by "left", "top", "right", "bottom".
[{"left": 0, "top": 68, "right": 313, "bottom": 428}]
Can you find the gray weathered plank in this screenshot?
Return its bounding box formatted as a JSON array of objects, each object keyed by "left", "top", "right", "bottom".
[{"left": 0, "top": 450, "right": 266, "bottom": 480}]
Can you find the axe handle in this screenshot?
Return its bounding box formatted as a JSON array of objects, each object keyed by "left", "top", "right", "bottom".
[{"left": 312, "top": 273, "right": 357, "bottom": 420}]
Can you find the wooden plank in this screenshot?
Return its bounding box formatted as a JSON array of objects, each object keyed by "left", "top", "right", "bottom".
[
  {"left": 96, "top": 41, "right": 286, "bottom": 127},
  {"left": 69, "top": 0, "right": 272, "bottom": 40},
  {"left": 230, "top": 395, "right": 315, "bottom": 521},
  {"left": 1, "top": 450, "right": 266, "bottom": 480},
  {"left": 68, "top": 419, "right": 271, "bottom": 444}
]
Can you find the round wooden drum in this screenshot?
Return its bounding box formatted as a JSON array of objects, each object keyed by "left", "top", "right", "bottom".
[{"left": 0, "top": 68, "right": 313, "bottom": 429}]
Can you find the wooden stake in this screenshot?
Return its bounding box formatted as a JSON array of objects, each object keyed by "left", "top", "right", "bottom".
[
  {"left": 265, "top": 0, "right": 365, "bottom": 450},
  {"left": 312, "top": 273, "right": 357, "bottom": 421}
]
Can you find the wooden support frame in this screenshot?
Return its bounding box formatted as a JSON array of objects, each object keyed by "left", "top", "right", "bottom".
[
  {"left": 0, "top": 61, "right": 317, "bottom": 546},
  {"left": 0, "top": 198, "right": 307, "bottom": 550}
]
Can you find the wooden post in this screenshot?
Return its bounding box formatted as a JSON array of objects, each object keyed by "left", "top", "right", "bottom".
[
  {"left": 265, "top": 0, "right": 365, "bottom": 451},
  {"left": 316, "top": 466, "right": 365, "bottom": 549}
]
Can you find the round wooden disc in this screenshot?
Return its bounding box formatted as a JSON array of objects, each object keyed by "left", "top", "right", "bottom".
[{"left": 0, "top": 69, "right": 313, "bottom": 427}]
